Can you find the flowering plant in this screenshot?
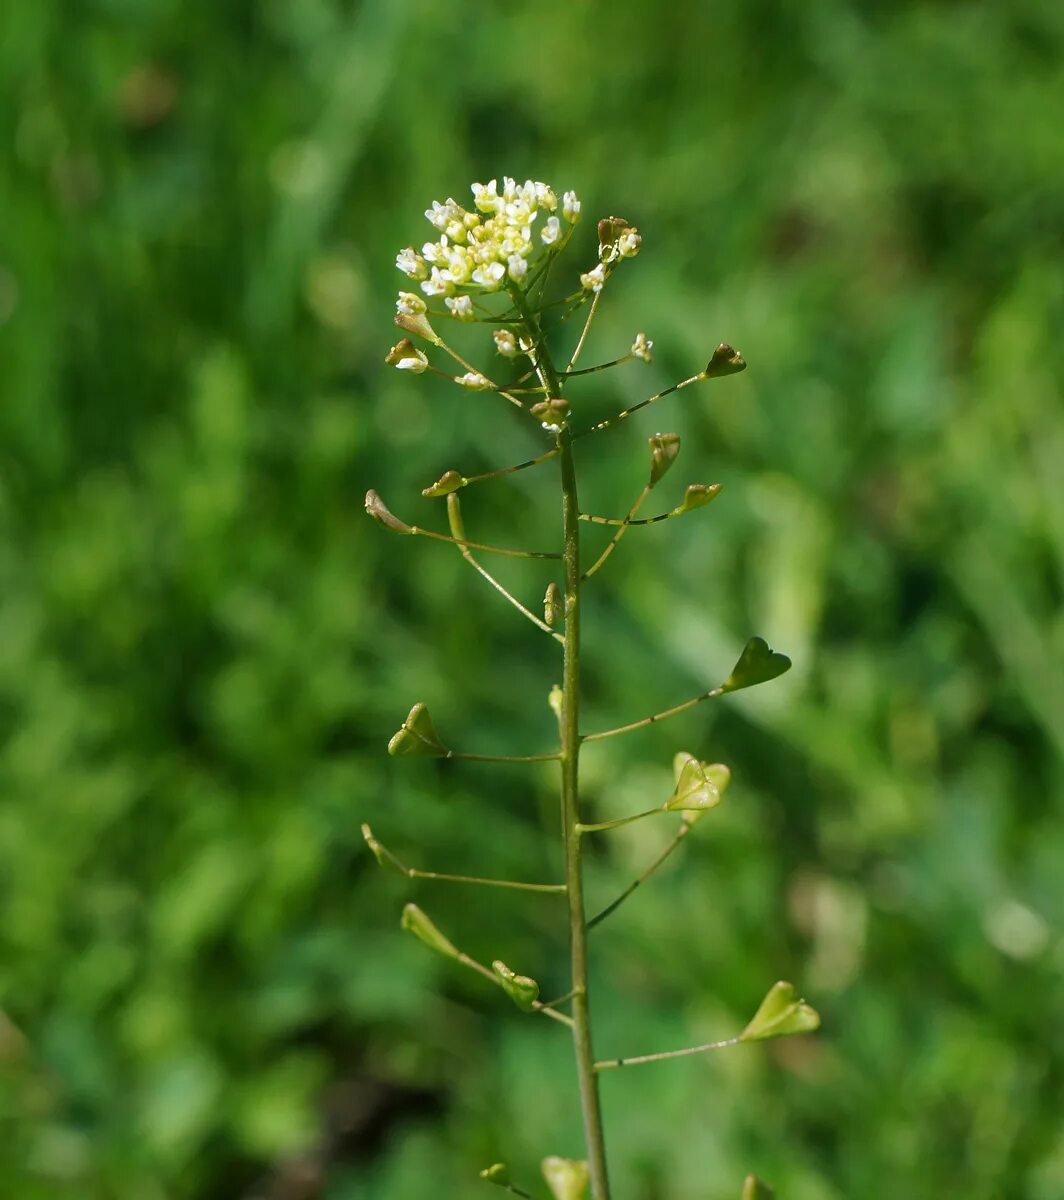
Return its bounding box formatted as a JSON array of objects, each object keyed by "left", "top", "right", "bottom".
[{"left": 366, "top": 177, "right": 819, "bottom": 1200}]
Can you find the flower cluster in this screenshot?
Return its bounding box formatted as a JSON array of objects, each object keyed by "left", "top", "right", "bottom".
[{"left": 395, "top": 177, "right": 581, "bottom": 304}]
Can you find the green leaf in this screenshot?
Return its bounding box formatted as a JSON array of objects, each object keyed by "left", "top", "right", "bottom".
[
  {"left": 480, "top": 1163, "right": 511, "bottom": 1187},
  {"left": 671, "top": 482, "right": 722, "bottom": 516},
  {"left": 360, "top": 824, "right": 406, "bottom": 876},
  {"left": 705, "top": 342, "right": 747, "bottom": 378},
  {"left": 740, "top": 981, "right": 820, "bottom": 1042},
  {"left": 665, "top": 756, "right": 721, "bottom": 813},
  {"left": 721, "top": 637, "right": 791, "bottom": 693},
  {"left": 387, "top": 702, "right": 449, "bottom": 757},
  {"left": 742, "top": 1175, "right": 775, "bottom": 1200},
  {"left": 492, "top": 960, "right": 540, "bottom": 1012},
  {"left": 422, "top": 469, "right": 465, "bottom": 498},
  {"left": 647, "top": 433, "right": 681, "bottom": 486},
  {"left": 541, "top": 1157, "right": 590, "bottom": 1200},
  {"left": 400, "top": 903, "right": 459, "bottom": 960}
]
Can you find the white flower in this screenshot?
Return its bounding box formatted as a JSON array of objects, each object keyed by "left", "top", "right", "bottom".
[
  {"left": 471, "top": 260, "right": 506, "bottom": 288},
  {"left": 535, "top": 182, "right": 557, "bottom": 211},
  {"left": 618, "top": 228, "right": 642, "bottom": 258},
  {"left": 396, "top": 291, "right": 427, "bottom": 316},
  {"left": 445, "top": 295, "right": 475, "bottom": 320},
  {"left": 540, "top": 216, "right": 561, "bottom": 246},
  {"left": 456, "top": 371, "right": 492, "bottom": 390},
  {"left": 631, "top": 332, "right": 653, "bottom": 363},
  {"left": 562, "top": 191, "right": 581, "bottom": 223},
  {"left": 507, "top": 253, "right": 528, "bottom": 282},
  {"left": 394, "top": 348, "right": 428, "bottom": 373},
  {"left": 493, "top": 329, "right": 519, "bottom": 357},
  {"left": 396, "top": 247, "right": 428, "bottom": 280},
  {"left": 580, "top": 263, "right": 607, "bottom": 292},
  {"left": 421, "top": 266, "right": 455, "bottom": 297},
  {"left": 472, "top": 179, "right": 501, "bottom": 213}
]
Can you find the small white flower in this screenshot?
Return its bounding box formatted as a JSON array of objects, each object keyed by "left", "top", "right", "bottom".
[
  {"left": 456, "top": 371, "right": 492, "bottom": 390},
  {"left": 618, "top": 228, "right": 642, "bottom": 258},
  {"left": 395, "top": 348, "right": 429, "bottom": 373},
  {"left": 445, "top": 295, "right": 475, "bottom": 320},
  {"left": 507, "top": 253, "right": 528, "bottom": 282},
  {"left": 471, "top": 260, "right": 506, "bottom": 288},
  {"left": 631, "top": 332, "right": 653, "bottom": 363},
  {"left": 471, "top": 179, "right": 501, "bottom": 213},
  {"left": 421, "top": 266, "right": 455, "bottom": 297},
  {"left": 396, "top": 247, "right": 428, "bottom": 280},
  {"left": 562, "top": 190, "right": 581, "bottom": 223},
  {"left": 535, "top": 182, "right": 557, "bottom": 211},
  {"left": 540, "top": 216, "right": 561, "bottom": 246},
  {"left": 493, "top": 329, "right": 519, "bottom": 357},
  {"left": 580, "top": 263, "right": 607, "bottom": 292},
  {"left": 396, "top": 291, "right": 427, "bottom": 316}
]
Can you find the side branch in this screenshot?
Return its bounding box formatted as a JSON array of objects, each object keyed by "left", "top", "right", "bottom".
[
  {"left": 596, "top": 1036, "right": 741, "bottom": 1070},
  {"left": 362, "top": 825, "right": 567, "bottom": 894},
  {"left": 422, "top": 448, "right": 560, "bottom": 498},
  {"left": 586, "top": 822, "right": 692, "bottom": 930},
  {"left": 582, "top": 686, "right": 724, "bottom": 743}
]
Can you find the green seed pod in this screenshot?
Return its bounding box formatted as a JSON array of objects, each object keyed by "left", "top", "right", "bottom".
[
  {"left": 360, "top": 824, "right": 406, "bottom": 876},
  {"left": 492, "top": 960, "right": 540, "bottom": 1012},
  {"left": 742, "top": 1176, "right": 775, "bottom": 1200},
  {"left": 446, "top": 493, "right": 466, "bottom": 541},
  {"left": 400, "top": 903, "right": 459, "bottom": 960},
  {"left": 364, "top": 489, "right": 412, "bottom": 534},
  {"left": 665, "top": 756, "right": 721, "bottom": 813},
  {"left": 647, "top": 433, "right": 681, "bottom": 486},
  {"left": 422, "top": 469, "right": 465, "bottom": 498},
  {"left": 387, "top": 702, "right": 449, "bottom": 757},
  {"left": 705, "top": 342, "right": 747, "bottom": 378},
  {"left": 542, "top": 1156, "right": 590, "bottom": 1200},
  {"left": 740, "top": 981, "right": 820, "bottom": 1042},
  {"left": 671, "top": 482, "right": 722, "bottom": 515},
  {"left": 479, "top": 1163, "right": 511, "bottom": 1187},
  {"left": 721, "top": 637, "right": 791, "bottom": 694}
]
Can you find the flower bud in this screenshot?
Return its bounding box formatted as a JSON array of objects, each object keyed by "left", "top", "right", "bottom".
[
  {"left": 492, "top": 960, "right": 540, "bottom": 1012},
  {"left": 542, "top": 1157, "right": 590, "bottom": 1200},
  {"left": 704, "top": 342, "right": 747, "bottom": 378},
  {"left": 543, "top": 582, "right": 561, "bottom": 627},
  {"left": 647, "top": 433, "right": 680, "bottom": 486},
  {"left": 631, "top": 332, "right": 653, "bottom": 363},
  {"left": 387, "top": 702, "right": 449, "bottom": 757},
  {"left": 493, "top": 328, "right": 520, "bottom": 357},
  {"left": 548, "top": 684, "right": 563, "bottom": 722},
  {"left": 456, "top": 371, "right": 492, "bottom": 390},
  {"left": 530, "top": 397, "right": 570, "bottom": 430},
  {"left": 364, "top": 489, "right": 412, "bottom": 534},
  {"left": 617, "top": 228, "right": 641, "bottom": 258},
  {"left": 742, "top": 1176, "right": 775, "bottom": 1200},
  {"left": 400, "top": 903, "right": 459, "bottom": 959},
  {"left": 422, "top": 469, "right": 465, "bottom": 498}
]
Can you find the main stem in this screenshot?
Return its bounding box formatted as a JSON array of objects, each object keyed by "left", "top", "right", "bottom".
[{"left": 510, "top": 283, "right": 611, "bottom": 1199}]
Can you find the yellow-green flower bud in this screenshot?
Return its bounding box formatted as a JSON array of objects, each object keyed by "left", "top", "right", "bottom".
[{"left": 542, "top": 1157, "right": 590, "bottom": 1200}]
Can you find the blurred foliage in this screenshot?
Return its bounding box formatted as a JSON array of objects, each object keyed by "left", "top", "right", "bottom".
[{"left": 2, "top": 1, "right": 1063, "bottom": 1198}]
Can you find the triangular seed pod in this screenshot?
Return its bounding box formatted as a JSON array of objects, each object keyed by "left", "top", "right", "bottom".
[
  {"left": 671, "top": 483, "right": 722, "bottom": 516},
  {"left": 422, "top": 469, "right": 465, "bottom": 498},
  {"left": 387, "top": 702, "right": 449, "bottom": 757},
  {"left": 705, "top": 343, "right": 747, "bottom": 378},
  {"left": 480, "top": 1163, "right": 511, "bottom": 1187},
  {"left": 740, "top": 980, "right": 821, "bottom": 1042},
  {"left": 492, "top": 960, "right": 540, "bottom": 1012},
  {"left": 365, "top": 490, "right": 413, "bottom": 534},
  {"left": 647, "top": 433, "right": 681, "bottom": 486},
  {"left": 742, "top": 1175, "right": 775, "bottom": 1200},
  {"left": 395, "top": 310, "right": 438, "bottom": 343},
  {"left": 400, "top": 903, "right": 459, "bottom": 960},
  {"left": 665, "top": 756, "right": 721, "bottom": 813},
  {"left": 721, "top": 637, "right": 792, "bottom": 693},
  {"left": 542, "top": 1156, "right": 590, "bottom": 1200},
  {"left": 360, "top": 824, "right": 406, "bottom": 876}
]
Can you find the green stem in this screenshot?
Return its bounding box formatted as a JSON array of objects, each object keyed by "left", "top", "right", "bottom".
[
  {"left": 586, "top": 822, "right": 691, "bottom": 931},
  {"left": 509, "top": 282, "right": 611, "bottom": 1200}
]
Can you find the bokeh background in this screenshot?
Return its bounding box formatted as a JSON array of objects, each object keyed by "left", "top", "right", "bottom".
[{"left": 3, "top": 2, "right": 1063, "bottom": 1197}]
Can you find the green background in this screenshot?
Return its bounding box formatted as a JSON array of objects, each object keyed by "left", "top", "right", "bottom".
[{"left": 2, "top": 2, "right": 1063, "bottom": 1197}]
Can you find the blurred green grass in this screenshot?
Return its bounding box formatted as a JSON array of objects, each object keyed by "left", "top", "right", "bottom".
[{"left": 2, "top": 1, "right": 1063, "bottom": 1198}]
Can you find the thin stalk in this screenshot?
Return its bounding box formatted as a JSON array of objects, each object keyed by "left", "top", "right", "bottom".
[
  {"left": 566, "top": 291, "right": 601, "bottom": 372},
  {"left": 582, "top": 485, "right": 651, "bottom": 581},
  {"left": 447, "top": 749, "right": 561, "bottom": 764},
  {"left": 509, "top": 282, "right": 611, "bottom": 1200},
  {"left": 407, "top": 525, "right": 562, "bottom": 560},
  {"left": 586, "top": 822, "right": 691, "bottom": 931},
  {"left": 452, "top": 539, "right": 564, "bottom": 642},
  {"left": 573, "top": 371, "right": 706, "bottom": 440},
  {"left": 457, "top": 952, "right": 574, "bottom": 1028},
  {"left": 595, "top": 1036, "right": 741, "bottom": 1070},
  {"left": 582, "top": 685, "right": 724, "bottom": 743},
  {"left": 456, "top": 447, "right": 560, "bottom": 490},
  {"left": 575, "top": 807, "right": 664, "bottom": 834}
]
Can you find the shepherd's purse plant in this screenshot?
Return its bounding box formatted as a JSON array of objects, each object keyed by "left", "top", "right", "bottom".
[{"left": 365, "top": 177, "right": 819, "bottom": 1200}]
